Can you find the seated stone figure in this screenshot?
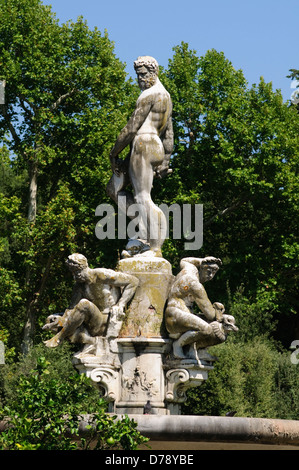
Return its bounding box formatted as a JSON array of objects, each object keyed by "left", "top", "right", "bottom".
[
  {"left": 165, "top": 257, "right": 238, "bottom": 358},
  {"left": 43, "top": 253, "right": 139, "bottom": 355}
]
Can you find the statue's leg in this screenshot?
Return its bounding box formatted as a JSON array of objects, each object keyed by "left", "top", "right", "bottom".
[
  {"left": 172, "top": 330, "right": 205, "bottom": 358},
  {"left": 70, "top": 327, "right": 98, "bottom": 357},
  {"left": 129, "top": 135, "right": 166, "bottom": 253},
  {"left": 70, "top": 327, "right": 95, "bottom": 345},
  {"left": 106, "top": 171, "right": 134, "bottom": 212},
  {"left": 44, "top": 299, "right": 107, "bottom": 348},
  {"left": 166, "top": 305, "right": 211, "bottom": 334},
  {"left": 165, "top": 305, "right": 213, "bottom": 358}
]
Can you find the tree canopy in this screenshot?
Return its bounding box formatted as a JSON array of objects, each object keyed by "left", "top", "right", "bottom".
[{"left": 0, "top": 0, "right": 137, "bottom": 352}]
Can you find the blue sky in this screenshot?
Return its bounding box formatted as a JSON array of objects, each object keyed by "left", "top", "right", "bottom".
[{"left": 43, "top": 0, "right": 298, "bottom": 102}]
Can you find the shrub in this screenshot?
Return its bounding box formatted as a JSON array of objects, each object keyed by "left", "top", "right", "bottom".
[
  {"left": 182, "top": 338, "right": 279, "bottom": 418},
  {"left": 274, "top": 352, "right": 299, "bottom": 420},
  {"left": 0, "top": 345, "right": 148, "bottom": 450}
]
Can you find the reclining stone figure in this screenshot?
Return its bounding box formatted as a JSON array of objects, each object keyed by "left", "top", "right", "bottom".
[{"left": 43, "top": 253, "right": 139, "bottom": 355}]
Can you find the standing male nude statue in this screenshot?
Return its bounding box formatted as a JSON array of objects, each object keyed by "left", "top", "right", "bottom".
[{"left": 107, "top": 56, "right": 174, "bottom": 257}]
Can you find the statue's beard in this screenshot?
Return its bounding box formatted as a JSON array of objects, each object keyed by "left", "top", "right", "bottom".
[{"left": 139, "top": 75, "right": 156, "bottom": 90}]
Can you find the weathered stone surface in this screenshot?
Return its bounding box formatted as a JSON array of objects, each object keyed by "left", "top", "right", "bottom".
[
  {"left": 117, "top": 257, "right": 174, "bottom": 338},
  {"left": 43, "top": 252, "right": 237, "bottom": 415},
  {"left": 43, "top": 253, "right": 139, "bottom": 353},
  {"left": 41, "top": 57, "right": 239, "bottom": 416},
  {"left": 115, "top": 338, "right": 171, "bottom": 415},
  {"left": 121, "top": 415, "right": 299, "bottom": 449},
  {"left": 165, "top": 257, "right": 238, "bottom": 358}
]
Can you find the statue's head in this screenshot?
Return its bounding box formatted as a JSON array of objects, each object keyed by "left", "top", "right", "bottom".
[
  {"left": 122, "top": 238, "right": 150, "bottom": 257},
  {"left": 199, "top": 257, "right": 222, "bottom": 283},
  {"left": 222, "top": 314, "right": 239, "bottom": 332},
  {"left": 134, "top": 56, "right": 159, "bottom": 90},
  {"left": 66, "top": 253, "right": 88, "bottom": 281}
]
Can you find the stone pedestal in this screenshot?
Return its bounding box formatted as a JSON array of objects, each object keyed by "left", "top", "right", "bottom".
[
  {"left": 116, "top": 338, "right": 171, "bottom": 415},
  {"left": 73, "top": 256, "right": 216, "bottom": 414},
  {"left": 117, "top": 256, "right": 173, "bottom": 338},
  {"left": 74, "top": 338, "right": 216, "bottom": 415}
]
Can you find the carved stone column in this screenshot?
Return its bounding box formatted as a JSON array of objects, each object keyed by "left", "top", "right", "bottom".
[
  {"left": 115, "top": 338, "right": 171, "bottom": 415},
  {"left": 114, "top": 256, "right": 173, "bottom": 414},
  {"left": 73, "top": 350, "right": 120, "bottom": 412}
]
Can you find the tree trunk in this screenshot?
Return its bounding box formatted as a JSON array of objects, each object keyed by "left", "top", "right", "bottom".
[
  {"left": 21, "top": 304, "right": 35, "bottom": 356},
  {"left": 21, "top": 160, "right": 38, "bottom": 355},
  {"left": 27, "top": 161, "right": 38, "bottom": 224}
]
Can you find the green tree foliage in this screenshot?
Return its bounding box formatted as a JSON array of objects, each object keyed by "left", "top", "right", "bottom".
[
  {"left": 158, "top": 44, "right": 299, "bottom": 419},
  {"left": 182, "top": 336, "right": 299, "bottom": 420},
  {"left": 0, "top": 0, "right": 137, "bottom": 353},
  {"left": 274, "top": 352, "right": 299, "bottom": 420},
  {"left": 288, "top": 68, "right": 299, "bottom": 110},
  {"left": 0, "top": 346, "right": 148, "bottom": 450},
  {"left": 0, "top": 151, "right": 25, "bottom": 346},
  {"left": 181, "top": 286, "right": 299, "bottom": 419}
]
